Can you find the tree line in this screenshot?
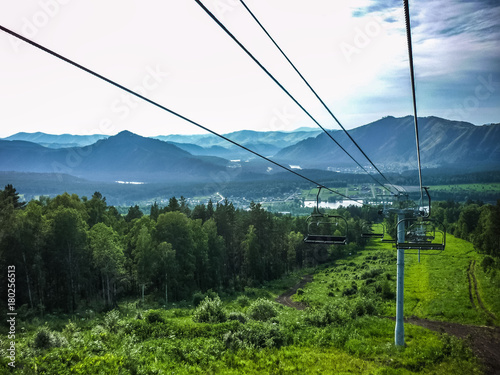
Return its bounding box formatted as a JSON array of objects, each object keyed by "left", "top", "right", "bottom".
[{"left": 0, "top": 185, "right": 373, "bottom": 314}]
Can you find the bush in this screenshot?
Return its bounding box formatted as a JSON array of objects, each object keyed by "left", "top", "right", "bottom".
[
  {"left": 305, "top": 302, "right": 350, "bottom": 327},
  {"left": 236, "top": 295, "right": 250, "bottom": 307},
  {"left": 360, "top": 268, "right": 383, "bottom": 280},
  {"left": 223, "top": 321, "right": 285, "bottom": 349},
  {"left": 342, "top": 282, "right": 358, "bottom": 297},
  {"left": 481, "top": 256, "right": 496, "bottom": 272},
  {"left": 377, "top": 279, "right": 395, "bottom": 300},
  {"left": 193, "top": 296, "right": 227, "bottom": 323},
  {"left": 192, "top": 292, "right": 206, "bottom": 307},
  {"left": 228, "top": 311, "right": 247, "bottom": 323},
  {"left": 103, "top": 309, "right": 120, "bottom": 332},
  {"left": 351, "top": 297, "right": 377, "bottom": 318},
  {"left": 145, "top": 309, "right": 165, "bottom": 324},
  {"left": 33, "top": 327, "right": 68, "bottom": 349},
  {"left": 246, "top": 298, "right": 278, "bottom": 322}
]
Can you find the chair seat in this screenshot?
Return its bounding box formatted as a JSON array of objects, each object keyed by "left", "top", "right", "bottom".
[
  {"left": 361, "top": 233, "right": 384, "bottom": 239},
  {"left": 304, "top": 235, "right": 347, "bottom": 245},
  {"left": 396, "top": 242, "right": 444, "bottom": 250}
]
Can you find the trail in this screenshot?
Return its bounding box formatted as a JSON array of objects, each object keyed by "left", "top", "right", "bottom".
[
  {"left": 275, "top": 274, "right": 313, "bottom": 310},
  {"left": 403, "top": 317, "right": 500, "bottom": 375},
  {"left": 276, "top": 272, "right": 500, "bottom": 373},
  {"left": 468, "top": 260, "right": 498, "bottom": 322}
]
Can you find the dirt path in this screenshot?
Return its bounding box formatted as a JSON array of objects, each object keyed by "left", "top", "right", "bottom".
[
  {"left": 276, "top": 274, "right": 500, "bottom": 374},
  {"left": 468, "top": 260, "right": 498, "bottom": 322},
  {"left": 403, "top": 317, "right": 500, "bottom": 375},
  {"left": 275, "top": 274, "right": 313, "bottom": 310}
]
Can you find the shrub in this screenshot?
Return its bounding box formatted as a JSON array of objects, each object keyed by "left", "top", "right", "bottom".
[
  {"left": 342, "top": 282, "right": 358, "bottom": 297},
  {"left": 33, "top": 327, "right": 68, "bottom": 349},
  {"left": 192, "top": 292, "right": 206, "bottom": 307},
  {"left": 378, "top": 280, "right": 395, "bottom": 300},
  {"left": 297, "top": 288, "right": 305, "bottom": 296},
  {"left": 360, "top": 268, "right": 383, "bottom": 280},
  {"left": 246, "top": 298, "right": 278, "bottom": 322},
  {"left": 351, "top": 297, "right": 377, "bottom": 318},
  {"left": 223, "top": 321, "right": 285, "bottom": 350},
  {"left": 145, "top": 309, "right": 165, "bottom": 324},
  {"left": 228, "top": 311, "right": 247, "bottom": 323},
  {"left": 193, "top": 296, "right": 227, "bottom": 323},
  {"left": 103, "top": 309, "right": 120, "bottom": 332},
  {"left": 481, "top": 256, "right": 496, "bottom": 272},
  {"left": 305, "top": 302, "right": 350, "bottom": 327},
  {"left": 236, "top": 295, "right": 250, "bottom": 307}
]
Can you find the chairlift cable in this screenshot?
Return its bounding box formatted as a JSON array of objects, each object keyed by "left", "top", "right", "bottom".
[
  {"left": 194, "top": 0, "right": 395, "bottom": 195},
  {"left": 238, "top": 0, "right": 398, "bottom": 195},
  {"left": 0, "top": 25, "right": 366, "bottom": 206},
  {"left": 403, "top": 0, "right": 424, "bottom": 206}
]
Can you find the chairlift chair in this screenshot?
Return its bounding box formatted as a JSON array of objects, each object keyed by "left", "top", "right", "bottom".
[
  {"left": 361, "top": 216, "right": 384, "bottom": 239},
  {"left": 396, "top": 218, "right": 446, "bottom": 251},
  {"left": 304, "top": 186, "right": 348, "bottom": 245}
]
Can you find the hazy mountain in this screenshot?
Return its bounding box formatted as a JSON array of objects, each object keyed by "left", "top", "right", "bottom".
[
  {"left": 153, "top": 129, "right": 321, "bottom": 149},
  {"left": 0, "top": 131, "right": 230, "bottom": 183},
  {"left": 274, "top": 116, "right": 500, "bottom": 172},
  {"left": 2, "top": 132, "right": 108, "bottom": 148}
]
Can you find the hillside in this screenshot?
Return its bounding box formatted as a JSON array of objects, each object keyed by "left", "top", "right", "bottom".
[
  {"left": 275, "top": 116, "right": 500, "bottom": 171},
  {"left": 0, "top": 131, "right": 230, "bottom": 183}
]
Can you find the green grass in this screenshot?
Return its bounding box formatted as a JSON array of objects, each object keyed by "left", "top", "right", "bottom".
[{"left": 404, "top": 234, "right": 500, "bottom": 325}]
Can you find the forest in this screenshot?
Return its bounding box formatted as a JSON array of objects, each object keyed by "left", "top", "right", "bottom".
[
  {"left": 1, "top": 184, "right": 499, "bottom": 317},
  {"left": 0, "top": 184, "right": 377, "bottom": 314}
]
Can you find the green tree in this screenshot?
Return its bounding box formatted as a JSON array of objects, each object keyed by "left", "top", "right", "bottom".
[
  {"left": 150, "top": 201, "right": 160, "bottom": 221},
  {"left": 156, "top": 212, "right": 195, "bottom": 299},
  {"left": 133, "top": 226, "right": 154, "bottom": 302},
  {"left": 85, "top": 192, "right": 107, "bottom": 227},
  {"left": 242, "top": 225, "right": 262, "bottom": 283},
  {"left": 125, "top": 205, "right": 143, "bottom": 222},
  {"left": 89, "top": 223, "right": 125, "bottom": 307},
  {"left": 0, "top": 184, "right": 26, "bottom": 209},
  {"left": 47, "top": 207, "right": 89, "bottom": 312},
  {"left": 204, "top": 219, "right": 225, "bottom": 289}
]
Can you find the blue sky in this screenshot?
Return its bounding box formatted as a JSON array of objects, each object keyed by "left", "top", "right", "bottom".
[{"left": 0, "top": 0, "right": 498, "bottom": 138}]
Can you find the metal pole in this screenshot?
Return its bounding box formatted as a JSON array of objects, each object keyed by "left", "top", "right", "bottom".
[{"left": 395, "top": 211, "right": 406, "bottom": 346}]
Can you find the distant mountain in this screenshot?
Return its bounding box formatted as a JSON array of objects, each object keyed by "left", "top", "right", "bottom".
[
  {"left": 153, "top": 129, "right": 321, "bottom": 149},
  {"left": 0, "top": 131, "right": 230, "bottom": 183},
  {"left": 274, "top": 116, "right": 500, "bottom": 172},
  {"left": 3, "top": 132, "right": 108, "bottom": 148}
]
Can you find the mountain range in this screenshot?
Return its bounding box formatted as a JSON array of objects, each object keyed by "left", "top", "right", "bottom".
[
  {"left": 1, "top": 116, "right": 499, "bottom": 184},
  {"left": 275, "top": 116, "right": 500, "bottom": 172}
]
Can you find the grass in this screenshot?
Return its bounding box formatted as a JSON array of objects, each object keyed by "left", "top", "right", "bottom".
[{"left": 404, "top": 234, "right": 500, "bottom": 325}]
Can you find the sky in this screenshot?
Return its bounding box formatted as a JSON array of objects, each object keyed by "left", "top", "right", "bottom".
[{"left": 0, "top": 0, "right": 499, "bottom": 138}]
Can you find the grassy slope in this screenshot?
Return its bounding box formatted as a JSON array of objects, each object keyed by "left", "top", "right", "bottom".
[
  {"left": 404, "top": 234, "right": 500, "bottom": 325},
  {"left": 4, "top": 231, "right": 497, "bottom": 374}
]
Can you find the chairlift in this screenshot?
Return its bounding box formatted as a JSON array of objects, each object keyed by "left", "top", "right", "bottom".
[
  {"left": 361, "top": 210, "right": 385, "bottom": 239},
  {"left": 304, "top": 187, "right": 348, "bottom": 245},
  {"left": 396, "top": 218, "right": 446, "bottom": 251}
]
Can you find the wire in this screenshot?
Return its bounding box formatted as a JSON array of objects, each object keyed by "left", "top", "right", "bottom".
[
  {"left": 0, "top": 24, "right": 367, "bottom": 206},
  {"left": 238, "top": 0, "right": 398, "bottom": 195},
  {"left": 403, "top": 0, "right": 423, "bottom": 206},
  {"left": 194, "top": 0, "right": 395, "bottom": 195}
]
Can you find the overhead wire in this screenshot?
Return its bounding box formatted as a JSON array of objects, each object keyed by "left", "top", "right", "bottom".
[
  {"left": 238, "top": 0, "right": 398, "bottom": 195},
  {"left": 194, "top": 0, "right": 396, "bottom": 196},
  {"left": 403, "top": 0, "right": 424, "bottom": 206},
  {"left": 0, "top": 24, "right": 367, "bottom": 206}
]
